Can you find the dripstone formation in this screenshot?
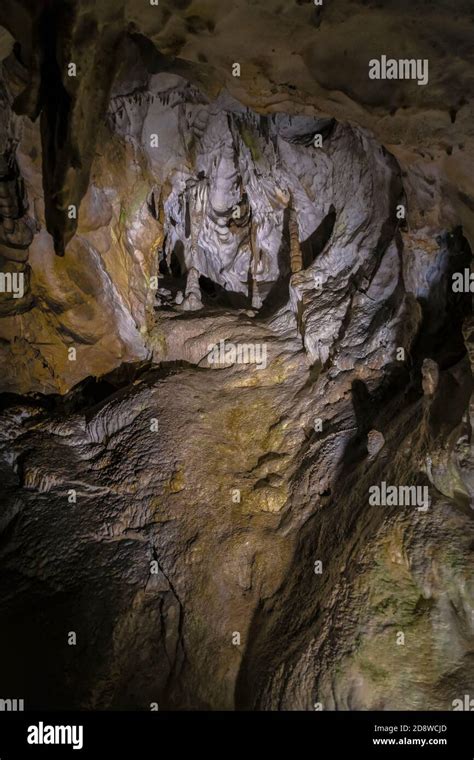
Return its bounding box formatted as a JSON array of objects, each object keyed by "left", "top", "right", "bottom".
[{"left": 0, "top": 1, "right": 473, "bottom": 711}]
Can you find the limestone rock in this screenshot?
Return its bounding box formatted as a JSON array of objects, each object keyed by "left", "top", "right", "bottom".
[
  {"left": 422, "top": 358, "right": 440, "bottom": 397},
  {"left": 0, "top": 0, "right": 472, "bottom": 716},
  {"left": 367, "top": 430, "right": 385, "bottom": 459}
]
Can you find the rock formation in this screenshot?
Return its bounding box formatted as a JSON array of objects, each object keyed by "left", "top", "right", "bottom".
[{"left": 0, "top": 0, "right": 472, "bottom": 713}]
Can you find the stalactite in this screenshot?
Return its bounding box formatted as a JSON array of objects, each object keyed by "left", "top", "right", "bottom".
[{"left": 288, "top": 193, "right": 302, "bottom": 274}]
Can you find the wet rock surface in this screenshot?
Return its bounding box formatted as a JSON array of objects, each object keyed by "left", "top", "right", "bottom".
[{"left": 0, "top": 0, "right": 472, "bottom": 712}]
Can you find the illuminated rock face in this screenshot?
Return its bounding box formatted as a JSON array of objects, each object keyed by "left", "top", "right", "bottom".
[
  {"left": 0, "top": 1, "right": 473, "bottom": 713},
  {"left": 0, "top": 60, "right": 404, "bottom": 391},
  {"left": 107, "top": 73, "right": 338, "bottom": 307}
]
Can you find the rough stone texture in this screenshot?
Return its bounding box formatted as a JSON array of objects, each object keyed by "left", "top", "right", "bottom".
[
  {"left": 0, "top": 0, "right": 472, "bottom": 713},
  {"left": 0, "top": 49, "right": 160, "bottom": 393},
  {"left": 1, "top": 1, "right": 473, "bottom": 253}
]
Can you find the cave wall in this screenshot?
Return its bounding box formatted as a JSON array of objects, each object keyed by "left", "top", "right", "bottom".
[{"left": 0, "top": 0, "right": 472, "bottom": 713}]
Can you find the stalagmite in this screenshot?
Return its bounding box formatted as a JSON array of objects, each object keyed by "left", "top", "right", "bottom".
[
  {"left": 367, "top": 429, "right": 385, "bottom": 459},
  {"left": 182, "top": 266, "right": 203, "bottom": 311},
  {"left": 422, "top": 358, "right": 440, "bottom": 397}
]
